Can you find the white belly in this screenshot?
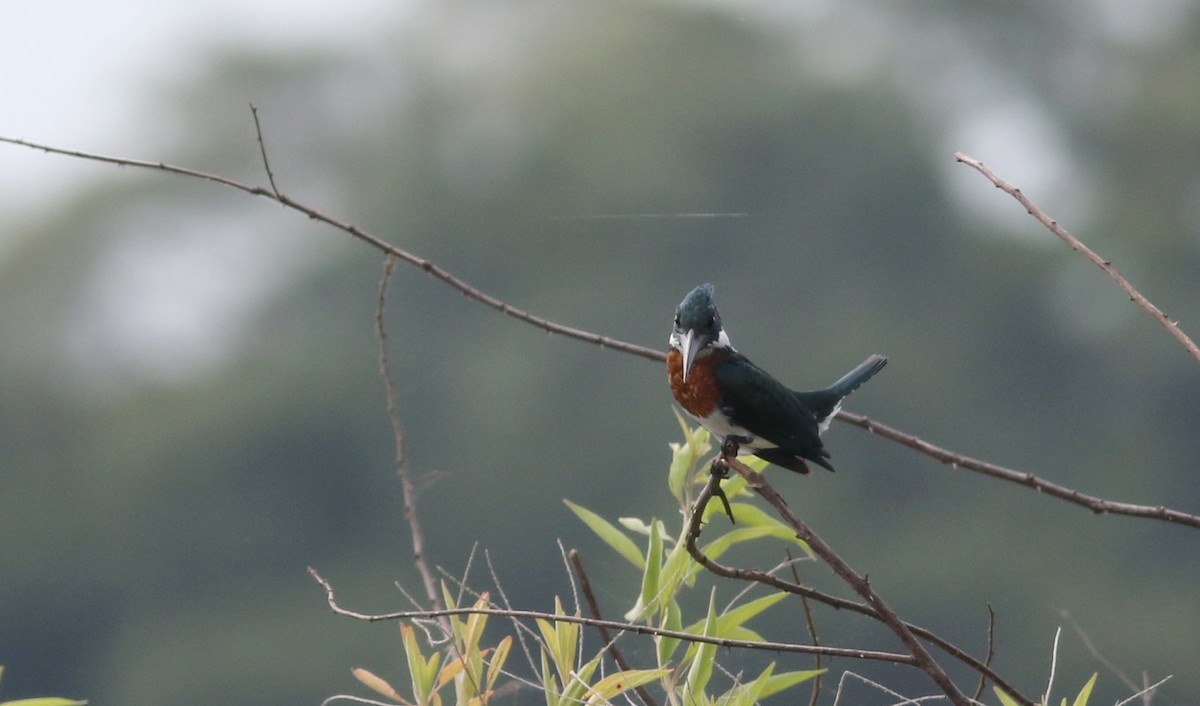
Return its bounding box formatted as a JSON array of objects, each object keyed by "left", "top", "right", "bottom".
[{"left": 691, "top": 410, "right": 773, "bottom": 452}]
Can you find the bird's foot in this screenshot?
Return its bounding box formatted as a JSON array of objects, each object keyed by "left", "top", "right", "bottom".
[
  {"left": 707, "top": 435, "right": 750, "bottom": 524},
  {"left": 708, "top": 470, "right": 735, "bottom": 524},
  {"left": 721, "top": 435, "right": 751, "bottom": 459}
]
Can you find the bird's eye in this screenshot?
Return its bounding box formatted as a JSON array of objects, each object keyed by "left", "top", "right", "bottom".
[
  {"left": 707, "top": 315, "right": 716, "bottom": 329},
  {"left": 673, "top": 314, "right": 681, "bottom": 327}
]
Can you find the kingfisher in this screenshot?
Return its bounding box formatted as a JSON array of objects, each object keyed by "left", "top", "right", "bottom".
[{"left": 668, "top": 284, "right": 887, "bottom": 474}]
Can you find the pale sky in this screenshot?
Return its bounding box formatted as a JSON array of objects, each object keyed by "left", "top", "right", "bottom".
[{"left": 0, "top": 0, "right": 400, "bottom": 219}]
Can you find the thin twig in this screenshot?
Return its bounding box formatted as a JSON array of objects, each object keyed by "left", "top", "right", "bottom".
[
  {"left": 973, "top": 605, "right": 997, "bottom": 702},
  {"left": 687, "top": 450, "right": 972, "bottom": 706},
  {"left": 376, "top": 257, "right": 445, "bottom": 626},
  {"left": 787, "top": 549, "right": 823, "bottom": 706},
  {"left": 569, "top": 549, "right": 656, "bottom": 706},
  {"left": 484, "top": 549, "right": 540, "bottom": 676},
  {"left": 1044, "top": 626, "right": 1062, "bottom": 705},
  {"left": 1115, "top": 675, "right": 1171, "bottom": 706},
  {"left": 1059, "top": 608, "right": 1140, "bottom": 694},
  {"left": 308, "top": 566, "right": 914, "bottom": 663},
  {"left": 954, "top": 151, "right": 1200, "bottom": 365},
  {"left": 249, "top": 103, "right": 281, "bottom": 198}
]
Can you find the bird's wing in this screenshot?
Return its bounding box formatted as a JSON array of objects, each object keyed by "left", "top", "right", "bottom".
[{"left": 713, "top": 354, "right": 824, "bottom": 456}]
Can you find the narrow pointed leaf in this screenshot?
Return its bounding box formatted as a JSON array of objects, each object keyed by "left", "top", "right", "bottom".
[
  {"left": 586, "top": 668, "right": 672, "bottom": 703},
  {"left": 656, "top": 596, "right": 683, "bottom": 665},
  {"left": 714, "top": 592, "right": 788, "bottom": 635},
  {"left": 755, "top": 669, "right": 824, "bottom": 699},
  {"left": 629, "top": 521, "right": 663, "bottom": 622},
  {"left": 564, "top": 500, "right": 644, "bottom": 568},
  {"left": 683, "top": 591, "right": 719, "bottom": 700},
  {"left": 0, "top": 700, "right": 89, "bottom": 706},
  {"left": 993, "top": 687, "right": 1022, "bottom": 706},
  {"left": 539, "top": 649, "right": 560, "bottom": 706},
  {"left": 1071, "top": 674, "right": 1098, "bottom": 706},
  {"left": 353, "top": 668, "right": 408, "bottom": 703},
  {"left": 486, "top": 636, "right": 513, "bottom": 693}
]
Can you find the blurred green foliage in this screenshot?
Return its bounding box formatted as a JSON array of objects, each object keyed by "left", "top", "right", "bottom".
[{"left": 2, "top": 1, "right": 1199, "bottom": 704}]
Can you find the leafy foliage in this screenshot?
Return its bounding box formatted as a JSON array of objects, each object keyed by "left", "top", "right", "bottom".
[{"left": 350, "top": 590, "right": 512, "bottom": 706}]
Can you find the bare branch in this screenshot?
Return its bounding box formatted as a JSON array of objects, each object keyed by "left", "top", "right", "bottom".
[
  {"left": 306, "top": 566, "right": 914, "bottom": 664},
  {"left": 840, "top": 411, "right": 1200, "bottom": 529},
  {"left": 376, "top": 257, "right": 444, "bottom": 623},
  {"left": 787, "top": 550, "right": 823, "bottom": 706},
  {"left": 249, "top": 104, "right": 281, "bottom": 199},
  {"left": 954, "top": 151, "right": 1200, "bottom": 365},
  {"left": 0, "top": 135, "right": 665, "bottom": 362}
]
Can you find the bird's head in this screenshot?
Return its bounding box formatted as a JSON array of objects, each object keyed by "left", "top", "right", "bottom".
[{"left": 669, "top": 283, "right": 731, "bottom": 382}]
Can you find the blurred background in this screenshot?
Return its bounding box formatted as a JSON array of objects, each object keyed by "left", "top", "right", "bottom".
[{"left": 2, "top": 1, "right": 1199, "bottom": 704}]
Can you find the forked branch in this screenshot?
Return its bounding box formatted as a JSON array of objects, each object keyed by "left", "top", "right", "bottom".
[{"left": 684, "top": 445, "right": 987, "bottom": 706}]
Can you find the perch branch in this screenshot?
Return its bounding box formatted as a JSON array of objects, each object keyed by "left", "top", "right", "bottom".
[
  {"left": 685, "top": 451, "right": 974, "bottom": 706},
  {"left": 2, "top": 134, "right": 1197, "bottom": 533},
  {"left": 685, "top": 466, "right": 1032, "bottom": 704}
]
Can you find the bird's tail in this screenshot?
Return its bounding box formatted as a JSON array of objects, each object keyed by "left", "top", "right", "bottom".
[
  {"left": 794, "top": 354, "right": 887, "bottom": 425},
  {"left": 828, "top": 354, "right": 888, "bottom": 399}
]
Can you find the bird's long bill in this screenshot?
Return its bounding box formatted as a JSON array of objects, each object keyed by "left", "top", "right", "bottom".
[{"left": 680, "top": 329, "right": 700, "bottom": 382}]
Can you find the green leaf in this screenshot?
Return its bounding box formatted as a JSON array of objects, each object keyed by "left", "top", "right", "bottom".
[
  {"left": 755, "top": 668, "right": 823, "bottom": 699},
  {"left": 717, "top": 592, "right": 788, "bottom": 631},
  {"left": 993, "top": 686, "right": 1022, "bottom": 706},
  {"left": 1070, "top": 673, "right": 1098, "bottom": 706},
  {"left": 617, "top": 517, "right": 653, "bottom": 536},
  {"left": 677, "top": 592, "right": 788, "bottom": 662},
  {"left": 486, "top": 636, "right": 512, "bottom": 693},
  {"left": 564, "top": 500, "right": 644, "bottom": 568},
  {"left": 539, "top": 649, "right": 560, "bottom": 706},
  {"left": 627, "top": 521, "right": 664, "bottom": 623},
  {"left": 682, "top": 590, "right": 719, "bottom": 702},
  {"left": 585, "top": 668, "right": 671, "bottom": 704},
  {"left": 656, "top": 597, "right": 683, "bottom": 665},
  {"left": 400, "top": 624, "right": 440, "bottom": 705},
  {"left": 0, "top": 669, "right": 87, "bottom": 706},
  {"left": 561, "top": 652, "right": 604, "bottom": 704},
  {"left": 702, "top": 502, "right": 812, "bottom": 554},
  {"left": 668, "top": 410, "right": 701, "bottom": 502},
  {"left": 537, "top": 597, "right": 579, "bottom": 690}
]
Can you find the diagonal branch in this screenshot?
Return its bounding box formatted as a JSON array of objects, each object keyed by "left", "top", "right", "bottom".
[
  {"left": 954, "top": 151, "right": 1200, "bottom": 365},
  {"left": 0, "top": 135, "right": 664, "bottom": 362}
]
